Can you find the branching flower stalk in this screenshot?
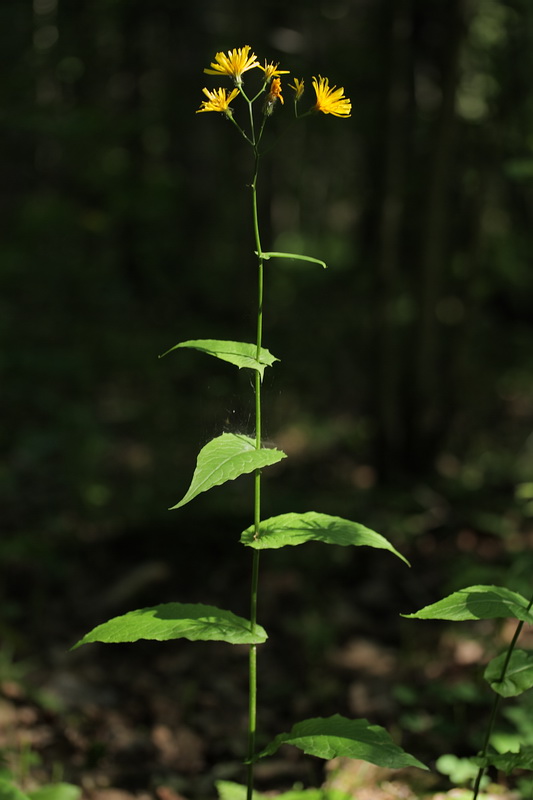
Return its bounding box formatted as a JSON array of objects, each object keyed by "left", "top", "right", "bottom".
[
  {"left": 198, "top": 48, "right": 352, "bottom": 797},
  {"left": 74, "top": 44, "right": 427, "bottom": 800}
]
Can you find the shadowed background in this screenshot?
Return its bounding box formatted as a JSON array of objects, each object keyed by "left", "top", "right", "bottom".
[{"left": 2, "top": 0, "right": 533, "bottom": 796}]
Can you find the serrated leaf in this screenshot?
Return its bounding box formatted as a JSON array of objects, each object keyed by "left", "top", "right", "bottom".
[
  {"left": 28, "top": 784, "right": 81, "bottom": 800},
  {"left": 473, "top": 745, "right": 533, "bottom": 774},
  {"left": 160, "top": 339, "right": 279, "bottom": 379},
  {"left": 240, "top": 511, "right": 409, "bottom": 564},
  {"left": 72, "top": 602, "right": 267, "bottom": 649},
  {"left": 255, "top": 714, "right": 427, "bottom": 770},
  {"left": 402, "top": 585, "right": 533, "bottom": 623},
  {"left": 170, "top": 433, "right": 286, "bottom": 510},
  {"left": 484, "top": 650, "right": 533, "bottom": 697},
  {"left": 0, "top": 780, "right": 31, "bottom": 800}
]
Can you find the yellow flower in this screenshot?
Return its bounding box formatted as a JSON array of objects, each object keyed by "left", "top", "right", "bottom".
[
  {"left": 258, "top": 60, "right": 290, "bottom": 82},
  {"left": 204, "top": 45, "right": 260, "bottom": 84},
  {"left": 312, "top": 75, "right": 351, "bottom": 118},
  {"left": 269, "top": 77, "right": 284, "bottom": 105},
  {"left": 289, "top": 78, "right": 305, "bottom": 101},
  {"left": 196, "top": 86, "right": 240, "bottom": 115},
  {"left": 264, "top": 77, "right": 284, "bottom": 116}
]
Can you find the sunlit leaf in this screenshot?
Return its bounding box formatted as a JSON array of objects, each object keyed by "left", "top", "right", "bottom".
[
  {"left": 160, "top": 339, "right": 279, "bottom": 379},
  {"left": 170, "top": 433, "right": 286, "bottom": 510},
  {"left": 402, "top": 586, "right": 533, "bottom": 623},
  {"left": 72, "top": 602, "right": 267, "bottom": 649},
  {"left": 28, "top": 784, "right": 81, "bottom": 800},
  {"left": 473, "top": 745, "right": 533, "bottom": 774},
  {"left": 484, "top": 650, "right": 533, "bottom": 697},
  {"left": 436, "top": 754, "right": 480, "bottom": 784},
  {"left": 255, "top": 714, "right": 427, "bottom": 770},
  {"left": 216, "top": 782, "right": 351, "bottom": 800},
  {"left": 240, "top": 511, "right": 409, "bottom": 564},
  {"left": 259, "top": 251, "right": 327, "bottom": 269},
  {"left": 216, "top": 782, "right": 263, "bottom": 800}
]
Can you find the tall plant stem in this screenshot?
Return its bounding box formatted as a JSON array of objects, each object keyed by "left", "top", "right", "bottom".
[
  {"left": 472, "top": 590, "right": 533, "bottom": 800},
  {"left": 247, "top": 146, "right": 264, "bottom": 800}
]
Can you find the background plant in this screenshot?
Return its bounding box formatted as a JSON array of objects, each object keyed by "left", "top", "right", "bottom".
[
  {"left": 405, "top": 585, "right": 533, "bottom": 797},
  {"left": 73, "top": 46, "right": 427, "bottom": 798}
]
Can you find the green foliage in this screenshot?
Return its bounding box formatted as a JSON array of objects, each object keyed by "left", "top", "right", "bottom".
[
  {"left": 255, "top": 715, "right": 427, "bottom": 770},
  {"left": 436, "top": 754, "right": 483, "bottom": 786},
  {"left": 408, "top": 582, "right": 533, "bottom": 798},
  {"left": 0, "top": 780, "right": 29, "bottom": 800},
  {"left": 0, "top": 781, "right": 80, "bottom": 800},
  {"left": 216, "top": 781, "right": 351, "bottom": 800},
  {"left": 260, "top": 252, "right": 327, "bottom": 269},
  {"left": 473, "top": 745, "right": 533, "bottom": 774},
  {"left": 72, "top": 602, "right": 267, "bottom": 647},
  {"left": 484, "top": 650, "right": 533, "bottom": 697},
  {"left": 27, "top": 785, "right": 81, "bottom": 800},
  {"left": 170, "top": 433, "right": 286, "bottom": 509},
  {"left": 403, "top": 585, "right": 533, "bottom": 623},
  {"left": 240, "top": 511, "right": 409, "bottom": 564},
  {"left": 161, "top": 339, "right": 279, "bottom": 379}
]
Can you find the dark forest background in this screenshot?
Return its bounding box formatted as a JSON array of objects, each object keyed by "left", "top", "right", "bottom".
[{"left": 1, "top": 0, "right": 533, "bottom": 797}]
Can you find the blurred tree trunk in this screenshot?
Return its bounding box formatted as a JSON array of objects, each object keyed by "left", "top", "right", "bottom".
[
  {"left": 375, "top": 0, "right": 413, "bottom": 477},
  {"left": 412, "top": 0, "right": 466, "bottom": 466}
]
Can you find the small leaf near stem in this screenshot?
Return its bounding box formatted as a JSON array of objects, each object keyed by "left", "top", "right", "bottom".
[{"left": 260, "top": 251, "right": 327, "bottom": 269}]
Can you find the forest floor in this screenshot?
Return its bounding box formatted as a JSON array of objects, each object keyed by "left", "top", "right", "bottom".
[{"left": 1, "top": 513, "right": 531, "bottom": 800}]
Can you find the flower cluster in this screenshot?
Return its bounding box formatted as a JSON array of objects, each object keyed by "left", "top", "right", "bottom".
[{"left": 197, "top": 45, "right": 351, "bottom": 122}]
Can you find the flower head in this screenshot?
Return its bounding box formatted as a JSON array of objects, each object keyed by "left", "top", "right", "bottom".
[
  {"left": 196, "top": 86, "right": 240, "bottom": 115},
  {"left": 204, "top": 45, "right": 260, "bottom": 84},
  {"left": 312, "top": 75, "right": 351, "bottom": 118},
  {"left": 258, "top": 60, "right": 290, "bottom": 82},
  {"left": 289, "top": 78, "right": 305, "bottom": 101},
  {"left": 263, "top": 77, "right": 284, "bottom": 116}
]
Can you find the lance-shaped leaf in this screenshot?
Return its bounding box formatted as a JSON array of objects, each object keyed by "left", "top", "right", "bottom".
[
  {"left": 72, "top": 602, "right": 267, "bottom": 649},
  {"left": 484, "top": 649, "right": 533, "bottom": 697},
  {"left": 402, "top": 585, "right": 533, "bottom": 624},
  {"left": 240, "top": 511, "right": 409, "bottom": 565},
  {"left": 160, "top": 339, "right": 279, "bottom": 379},
  {"left": 255, "top": 715, "right": 427, "bottom": 770},
  {"left": 259, "top": 251, "right": 327, "bottom": 269},
  {"left": 473, "top": 746, "right": 533, "bottom": 774},
  {"left": 171, "top": 433, "right": 286, "bottom": 510}
]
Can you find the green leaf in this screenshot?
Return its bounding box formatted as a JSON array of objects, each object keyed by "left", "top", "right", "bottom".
[
  {"left": 436, "top": 754, "right": 480, "bottom": 784},
  {"left": 240, "top": 511, "right": 409, "bottom": 565},
  {"left": 216, "top": 782, "right": 263, "bottom": 800},
  {"left": 160, "top": 339, "right": 279, "bottom": 379},
  {"left": 72, "top": 602, "right": 267, "bottom": 649},
  {"left": 216, "top": 782, "right": 350, "bottom": 800},
  {"left": 473, "top": 745, "right": 533, "bottom": 774},
  {"left": 255, "top": 714, "right": 427, "bottom": 770},
  {"left": 402, "top": 586, "right": 533, "bottom": 623},
  {"left": 484, "top": 650, "right": 533, "bottom": 697},
  {"left": 259, "top": 251, "right": 327, "bottom": 269},
  {"left": 28, "top": 785, "right": 81, "bottom": 800},
  {"left": 0, "top": 780, "right": 31, "bottom": 800},
  {"left": 170, "top": 433, "right": 286, "bottom": 510}
]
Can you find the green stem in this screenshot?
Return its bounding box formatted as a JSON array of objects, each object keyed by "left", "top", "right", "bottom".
[
  {"left": 472, "top": 591, "right": 533, "bottom": 800},
  {"left": 247, "top": 144, "right": 264, "bottom": 800}
]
